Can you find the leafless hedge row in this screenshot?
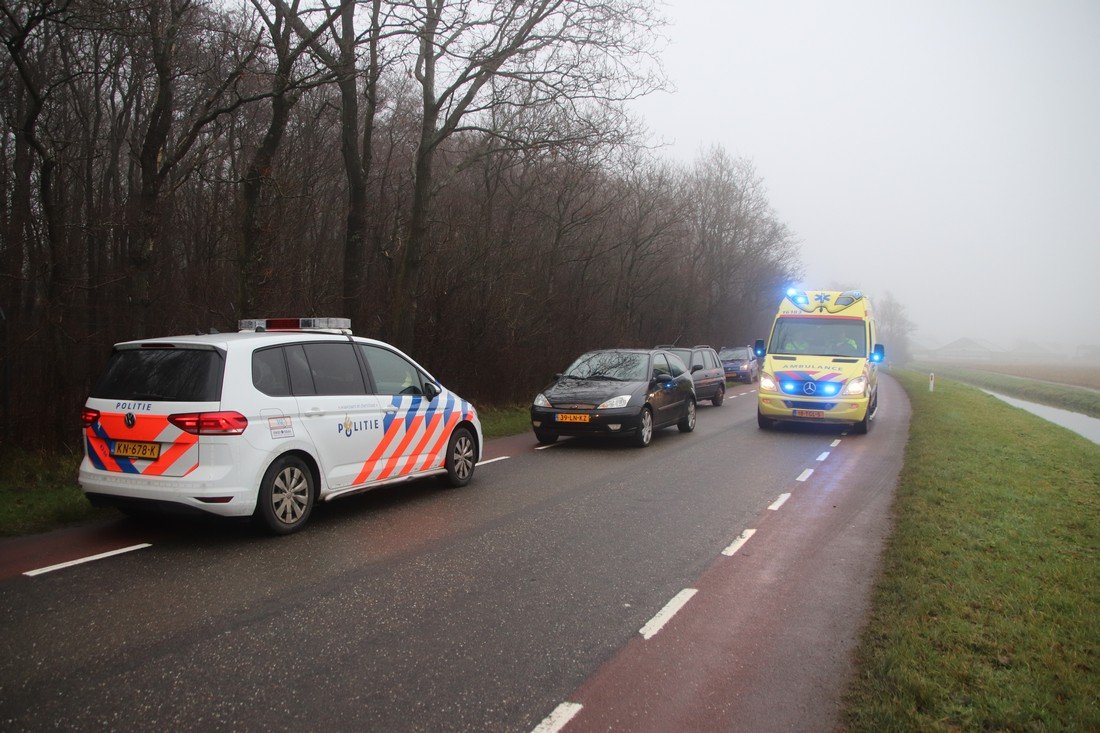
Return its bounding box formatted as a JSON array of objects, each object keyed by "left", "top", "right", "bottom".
[{"left": 1, "top": 0, "right": 800, "bottom": 448}]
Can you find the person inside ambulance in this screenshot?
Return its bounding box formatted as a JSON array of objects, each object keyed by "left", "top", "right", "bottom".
[{"left": 831, "top": 328, "right": 862, "bottom": 357}]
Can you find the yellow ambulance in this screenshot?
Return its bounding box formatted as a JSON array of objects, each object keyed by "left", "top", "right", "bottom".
[{"left": 754, "top": 289, "right": 885, "bottom": 434}]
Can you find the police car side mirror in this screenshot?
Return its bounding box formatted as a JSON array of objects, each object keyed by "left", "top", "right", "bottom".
[
  {"left": 424, "top": 381, "right": 442, "bottom": 399},
  {"left": 754, "top": 339, "right": 766, "bottom": 357},
  {"left": 871, "top": 344, "right": 885, "bottom": 363}
]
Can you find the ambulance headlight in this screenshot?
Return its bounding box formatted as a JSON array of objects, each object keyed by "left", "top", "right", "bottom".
[
  {"left": 598, "top": 395, "right": 631, "bottom": 409},
  {"left": 534, "top": 393, "right": 551, "bottom": 408},
  {"left": 760, "top": 373, "right": 779, "bottom": 392},
  {"left": 843, "top": 376, "right": 867, "bottom": 396}
]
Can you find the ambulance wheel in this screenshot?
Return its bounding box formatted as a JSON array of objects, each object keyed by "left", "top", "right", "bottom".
[
  {"left": 712, "top": 385, "right": 725, "bottom": 406},
  {"left": 255, "top": 455, "right": 314, "bottom": 535},
  {"left": 678, "top": 398, "right": 697, "bottom": 433},
  {"left": 445, "top": 426, "right": 476, "bottom": 487},
  {"left": 757, "top": 409, "right": 776, "bottom": 430}
]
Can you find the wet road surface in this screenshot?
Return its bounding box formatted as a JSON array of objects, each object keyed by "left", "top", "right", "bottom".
[{"left": 0, "top": 378, "right": 910, "bottom": 732}]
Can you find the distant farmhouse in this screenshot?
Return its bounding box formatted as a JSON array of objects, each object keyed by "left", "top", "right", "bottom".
[{"left": 913, "top": 337, "right": 1087, "bottom": 363}]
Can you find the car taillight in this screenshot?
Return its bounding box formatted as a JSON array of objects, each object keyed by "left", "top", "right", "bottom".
[
  {"left": 82, "top": 408, "right": 100, "bottom": 427},
  {"left": 169, "top": 411, "right": 248, "bottom": 435}
]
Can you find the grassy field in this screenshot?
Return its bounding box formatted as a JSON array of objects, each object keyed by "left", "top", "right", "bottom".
[
  {"left": 843, "top": 370, "right": 1100, "bottom": 731},
  {"left": 926, "top": 362, "right": 1100, "bottom": 391},
  {"left": 914, "top": 362, "right": 1100, "bottom": 419}
]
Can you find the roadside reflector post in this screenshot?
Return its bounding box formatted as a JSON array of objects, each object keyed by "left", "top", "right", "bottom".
[{"left": 929, "top": 373, "right": 935, "bottom": 392}]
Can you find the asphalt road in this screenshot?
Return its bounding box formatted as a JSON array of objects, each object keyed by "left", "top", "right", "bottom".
[{"left": 0, "top": 377, "right": 910, "bottom": 732}]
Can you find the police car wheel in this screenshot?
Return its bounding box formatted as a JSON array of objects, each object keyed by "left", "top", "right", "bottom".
[
  {"left": 445, "top": 427, "right": 476, "bottom": 488},
  {"left": 255, "top": 455, "right": 314, "bottom": 535},
  {"left": 678, "top": 398, "right": 697, "bottom": 433}
]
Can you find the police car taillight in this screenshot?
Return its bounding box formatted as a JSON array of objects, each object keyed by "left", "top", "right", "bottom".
[
  {"left": 82, "top": 408, "right": 100, "bottom": 427},
  {"left": 169, "top": 411, "right": 248, "bottom": 435},
  {"left": 238, "top": 317, "right": 351, "bottom": 332}
]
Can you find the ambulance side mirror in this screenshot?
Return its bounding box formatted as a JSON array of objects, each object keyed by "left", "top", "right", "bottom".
[
  {"left": 870, "top": 344, "right": 885, "bottom": 363},
  {"left": 753, "top": 339, "right": 766, "bottom": 358}
]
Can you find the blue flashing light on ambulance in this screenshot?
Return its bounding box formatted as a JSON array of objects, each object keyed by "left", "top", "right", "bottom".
[{"left": 753, "top": 289, "right": 885, "bottom": 434}]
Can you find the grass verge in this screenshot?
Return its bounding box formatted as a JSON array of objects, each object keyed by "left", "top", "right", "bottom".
[
  {"left": 0, "top": 446, "right": 110, "bottom": 537},
  {"left": 477, "top": 404, "right": 532, "bottom": 439},
  {"left": 913, "top": 363, "right": 1100, "bottom": 418},
  {"left": 843, "top": 370, "right": 1100, "bottom": 730}
]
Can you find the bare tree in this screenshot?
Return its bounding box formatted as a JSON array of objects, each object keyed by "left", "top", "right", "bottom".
[{"left": 389, "top": 0, "right": 664, "bottom": 348}]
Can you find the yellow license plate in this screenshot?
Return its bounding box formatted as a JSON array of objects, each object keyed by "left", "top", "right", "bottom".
[
  {"left": 793, "top": 409, "right": 826, "bottom": 419},
  {"left": 111, "top": 440, "right": 161, "bottom": 460},
  {"left": 556, "top": 413, "right": 590, "bottom": 423}
]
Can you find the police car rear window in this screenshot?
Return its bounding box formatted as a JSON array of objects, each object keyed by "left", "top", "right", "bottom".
[{"left": 92, "top": 348, "right": 224, "bottom": 402}]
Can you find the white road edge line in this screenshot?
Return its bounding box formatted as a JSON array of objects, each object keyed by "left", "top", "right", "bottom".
[
  {"left": 476, "top": 456, "right": 509, "bottom": 466},
  {"left": 796, "top": 468, "right": 814, "bottom": 482},
  {"left": 768, "top": 493, "right": 791, "bottom": 511},
  {"left": 640, "top": 588, "right": 698, "bottom": 640},
  {"left": 535, "top": 442, "right": 562, "bottom": 451},
  {"left": 722, "top": 528, "right": 756, "bottom": 556},
  {"left": 530, "top": 702, "right": 583, "bottom": 733},
  {"left": 816, "top": 451, "right": 830, "bottom": 461},
  {"left": 830, "top": 439, "right": 841, "bottom": 447},
  {"left": 24, "top": 543, "right": 152, "bottom": 577}
]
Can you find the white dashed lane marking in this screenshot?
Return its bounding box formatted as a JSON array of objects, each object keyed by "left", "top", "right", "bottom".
[
  {"left": 796, "top": 468, "right": 814, "bottom": 482},
  {"left": 477, "top": 456, "right": 509, "bottom": 466},
  {"left": 722, "top": 529, "right": 756, "bottom": 556},
  {"left": 530, "top": 702, "right": 583, "bottom": 733},
  {"left": 640, "top": 589, "right": 698, "bottom": 640},
  {"left": 24, "top": 543, "right": 152, "bottom": 577},
  {"left": 830, "top": 439, "right": 841, "bottom": 447},
  {"left": 768, "top": 493, "right": 791, "bottom": 510},
  {"left": 816, "top": 452, "right": 830, "bottom": 461}
]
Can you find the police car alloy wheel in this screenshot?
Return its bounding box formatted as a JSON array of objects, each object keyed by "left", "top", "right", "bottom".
[
  {"left": 256, "top": 455, "right": 314, "bottom": 534},
  {"left": 445, "top": 427, "right": 476, "bottom": 487}
]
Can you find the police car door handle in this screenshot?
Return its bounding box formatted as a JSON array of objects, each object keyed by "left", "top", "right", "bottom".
[
  {"left": 305, "top": 407, "right": 324, "bottom": 417},
  {"left": 384, "top": 407, "right": 398, "bottom": 414}
]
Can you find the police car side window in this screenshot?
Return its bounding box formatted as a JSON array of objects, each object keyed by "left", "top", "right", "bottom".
[
  {"left": 285, "top": 345, "right": 316, "bottom": 396},
  {"left": 301, "top": 343, "right": 367, "bottom": 395},
  {"left": 360, "top": 345, "right": 424, "bottom": 396},
  {"left": 252, "top": 347, "right": 291, "bottom": 397}
]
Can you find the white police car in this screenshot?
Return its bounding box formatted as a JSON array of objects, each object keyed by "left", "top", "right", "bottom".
[{"left": 79, "top": 318, "right": 483, "bottom": 534}]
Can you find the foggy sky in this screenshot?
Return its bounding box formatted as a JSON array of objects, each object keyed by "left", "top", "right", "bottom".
[{"left": 632, "top": 0, "right": 1100, "bottom": 352}]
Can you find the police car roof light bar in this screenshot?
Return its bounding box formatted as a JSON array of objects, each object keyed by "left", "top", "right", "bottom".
[{"left": 238, "top": 317, "right": 352, "bottom": 332}]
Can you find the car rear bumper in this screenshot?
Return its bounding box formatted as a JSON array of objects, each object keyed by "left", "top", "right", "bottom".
[{"left": 79, "top": 461, "right": 258, "bottom": 517}]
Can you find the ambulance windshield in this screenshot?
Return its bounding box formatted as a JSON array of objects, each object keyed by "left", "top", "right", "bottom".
[{"left": 770, "top": 318, "right": 867, "bottom": 358}]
